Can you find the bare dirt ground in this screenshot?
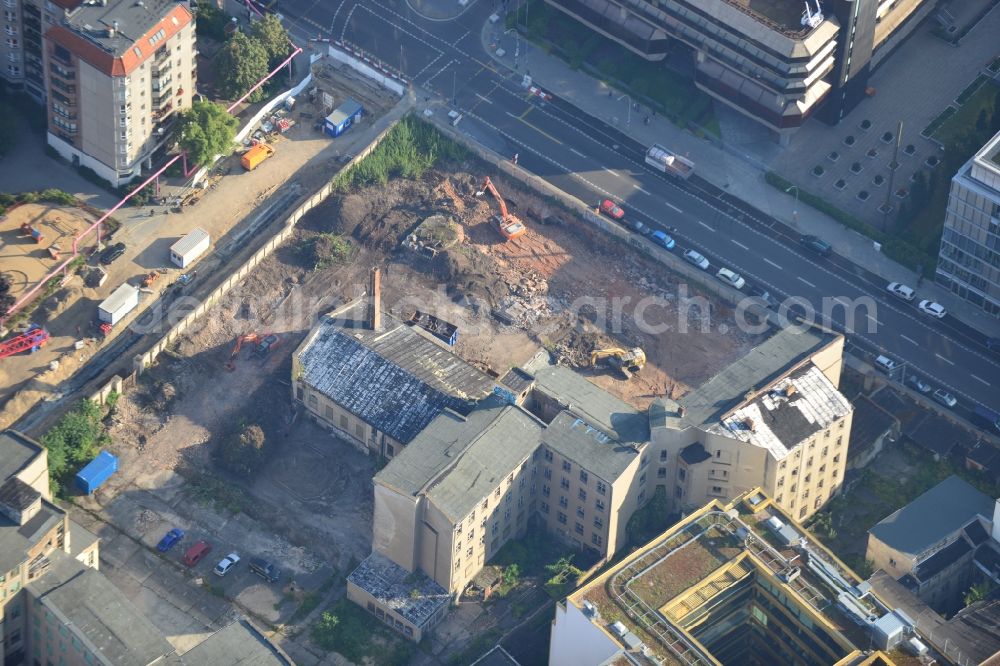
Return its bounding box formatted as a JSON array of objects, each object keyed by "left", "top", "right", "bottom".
[{"left": 0, "top": 202, "right": 96, "bottom": 296}]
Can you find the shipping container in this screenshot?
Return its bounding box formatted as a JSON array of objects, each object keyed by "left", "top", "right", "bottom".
[
  {"left": 75, "top": 450, "right": 118, "bottom": 494},
  {"left": 98, "top": 283, "right": 140, "bottom": 325},
  {"left": 241, "top": 143, "right": 275, "bottom": 171},
  {"left": 324, "top": 98, "right": 363, "bottom": 138},
  {"left": 170, "top": 227, "right": 210, "bottom": 268}
]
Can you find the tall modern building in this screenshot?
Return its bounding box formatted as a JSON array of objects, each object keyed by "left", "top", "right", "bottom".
[
  {"left": 1, "top": 0, "right": 196, "bottom": 186},
  {"left": 543, "top": 0, "right": 936, "bottom": 140},
  {"left": 935, "top": 129, "right": 1000, "bottom": 319}
]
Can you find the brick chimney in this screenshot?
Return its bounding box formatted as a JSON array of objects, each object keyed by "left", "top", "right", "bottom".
[{"left": 369, "top": 267, "right": 382, "bottom": 331}]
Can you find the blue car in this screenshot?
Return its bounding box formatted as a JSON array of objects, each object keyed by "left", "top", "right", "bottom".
[
  {"left": 157, "top": 528, "right": 184, "bottom": 552},
  {"left": 651, "top": 230, "right": 676, "bottom": 250}
]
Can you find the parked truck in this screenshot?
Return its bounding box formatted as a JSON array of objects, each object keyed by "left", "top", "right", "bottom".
[
  {"left": 241, "top": 143, "right": 275, "bottom": 171},
  {"left": 645, "top": 144, "right": 694, "bottom": 179},
  {"left": 75, "top": 451, "right": 118, "bottom": 494}
]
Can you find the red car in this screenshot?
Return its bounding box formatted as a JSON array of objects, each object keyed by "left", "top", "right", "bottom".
[
  {"left": 599, "top": 199, "right": 625, "bottom": 220},
  {"left": 182, "top": 540, "right": 212, "bottom": 567}
]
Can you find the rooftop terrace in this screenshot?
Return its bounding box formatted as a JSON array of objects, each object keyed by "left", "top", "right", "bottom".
[{"left": 570, "top": 491, "right": 900, "bottom": 665}]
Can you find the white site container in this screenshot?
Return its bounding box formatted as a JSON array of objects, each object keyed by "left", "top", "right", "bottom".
[
  {"left": 98, "top": 284, "right": 139, "bottom": 325},
  {"left": 169, "top": 227, "right": 210, "bottom": 268}
]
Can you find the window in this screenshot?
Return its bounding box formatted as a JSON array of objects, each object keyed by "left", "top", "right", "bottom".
[
  {"left": 307, "top": 394, "right": 318, "bottom": 408},
  {"left": 559, "top": 496, "right": 568, "bottom": 508},
  {"left": 455, "top": 542, "right": 461, "bottom": 553},
  {"left": 833, "top": 454, "right": 841, "bottom": 464},
  {"left": 595, "top": 499, "right": 605, "bottom": 512},
  {"left": 596, "top": 481, "right": 607, "bottom": 495},
  {"left": 594, "top": 516, "right": 603, "bottom": 529},
  {"left": 678, "top": 468, "right": 686, "bottom": 481},
  {"left": 541, "top": 484, "right": 550, "bottom": 497},
  {"left": 355, "top": 423, "right": 364, "bottom": 438},
  {"left": 659, "top": 450, "right": 667, "bottom": 461},
  {"left": 836, "top": 436, "right": 843, "bottom": 446},
  {"left": 540, "top": 501, "right": 549, "bottom": 514},
  {"left": 711, "top": 486, "right": 723, "bottom": 494},
  {"left": 579, "top": 470, "right": 588, "bottom": 484},
  {"left": 591, "top": 533, "right": 603, "bottom": 547},
  {"left": 639, "top": 473, "right": 646, "bottom": 484},
  {"left": 575, "top": 522, "right": 584, "bottom": 535},
  {"left": 495, "top": 487, "right": 501, "bottom": 498},
  {"left": 557, "top": 512, "right": 567, "bottom": 525},
  {"left": 543, "top": 468, "right": 552, "bottom": 479},
  {"left": 508, "top": 473, "right": 514, "bottom": 485},
  {"left": 560, "top": 478, "right": 570, "bottom": 490},
  {"left": 466, "top": 547, "right": 473, "bottom": 558},
  {"left": 638, "top": 489, "right": 645, "bottom": 502},
  {"left": 544, "top": 450, "right": 553, "bottom": 462},
  {"left": 657, "top": 467, "right": 666, "bottom": 478},
  {"left": 455, "top": 559, "right": 461, "bottom": 570},
  {"left": 576, "top": 506, "right": 584, "bottom": 519},
  {"left": 482, "top": 499, "right": 489, "bottom": 510},
  {"left": 504, "top": 507, "right": 511, "bottom": 521},
  {"left": 578, "top": 488, "right": 587, "bottom": 501},
  {"left": 799, "top": 507, "right": 807, "bottom": 518},
  {"left": 562, "top": 460, "right": 571, "bottom": 472},
  {"left": 822, "top": 446, "right": 828, "bottom": 457},
  {"left": 715, "top": 449, "right": 721, "bottom": 458}
]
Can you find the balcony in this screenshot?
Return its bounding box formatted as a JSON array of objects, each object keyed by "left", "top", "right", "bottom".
[
  {"left": 153, "top": 90, "right": 173, "bottom": 107},
  {"left": 151, "top": 77, "right": 172, "bottom": 92},
  {"left": 3, "top": 0, "right": 16, "bottom": 10},
  {"left": 153, "top": 47, "right": 169, "bottom": 63},
  {"left": 5, "top": 24, "right": 17, "bottom": 36},
  {"left": 151, "top": 60, "right": 171, "bottom": 77}
]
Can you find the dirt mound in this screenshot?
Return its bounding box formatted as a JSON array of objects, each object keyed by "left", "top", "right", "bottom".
[{"left": 443, "top": 247, "right": 509, "bottom": 306}]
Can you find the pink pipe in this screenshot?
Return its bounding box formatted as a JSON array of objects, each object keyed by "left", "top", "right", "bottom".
[{"left": 226, "top": 46, "right": 303, "bottom": 113}]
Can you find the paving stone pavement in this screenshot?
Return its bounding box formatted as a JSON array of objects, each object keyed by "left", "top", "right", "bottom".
[{"left": 480, "top": 16, "right": 1000, "bottom": 335}]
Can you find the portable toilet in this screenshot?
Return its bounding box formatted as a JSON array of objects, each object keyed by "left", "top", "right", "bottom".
[{"left": 323, "top": 98, "right": 363, "bottom": 138}]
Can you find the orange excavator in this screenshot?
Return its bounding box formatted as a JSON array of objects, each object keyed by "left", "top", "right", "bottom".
[
  {"left": 224, "top": 332, "right": 261, "bottom": 371},
  {"left": 477, "top": 177, "right": 526, "bottom": 241}
]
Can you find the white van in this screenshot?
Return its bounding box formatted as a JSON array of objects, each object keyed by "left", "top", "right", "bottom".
[{"left": 873, "top": 355, "right": 898, "bottom": 374}]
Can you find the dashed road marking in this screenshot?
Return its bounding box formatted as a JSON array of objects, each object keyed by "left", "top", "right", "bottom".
[
  {"left": 731, "top": 240, "right": 749, "bottom": 250},
  {"left": 570, "top": 148, "right": 584, "bottom": 157},
  {"left": 935, "top": 353, "right": 954, "bottom": 366},
  {"left": 475, "top": 93, "right": 492, "bottom": 104},
  {"left": 697, "top": 220, "right": 713, "bottom": 231},
  {"left": 971, "top": 374, "right": 990, "bottom": 386},
  {"left": 797, "top": 277, "right": 816, "bottom": 288},
  {"left": 900, "top": 334, "right": 918, "bottom": 345},
  {"left": 603, "top": 168, "right": 623, "bottom": 178},
  {"left": 764, "top": 258, "right": 781, "bottom": 269},
  {"left": 633, "top": 184, "right": 649, "bottom": 194}
]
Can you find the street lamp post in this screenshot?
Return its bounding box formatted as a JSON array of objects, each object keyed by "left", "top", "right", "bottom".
[
  {"left": 785, "top": 185, "right": 799, "bottom": 220},
  {"left": 618, "top": 94, "right": 631, "bottom": 125}
]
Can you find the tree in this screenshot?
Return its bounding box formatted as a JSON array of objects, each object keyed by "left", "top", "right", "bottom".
[
  {"left": 251, "top": 14, "right": 290, "bottom": 67},
  {"left": 214, "top": 31, "right": 269, "bottom": 103},
  {"left": 0, "top": 273, "right": 15, "bottom": 316},
  {"left": 964, "top": 580, "right": 992, "bottom": 607},
  {"left": 40, "top": 399, "right": 109, "bottom": 495},
  {"left": 217, "top": 423, "right": 267, "bottom": 477},
  {"left": 175, "top": 100, "right": 239, "bottom": 167}
]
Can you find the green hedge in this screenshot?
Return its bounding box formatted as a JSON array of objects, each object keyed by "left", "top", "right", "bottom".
[{"left": 764, "top": 172, "right": 933, "bottom": 275}]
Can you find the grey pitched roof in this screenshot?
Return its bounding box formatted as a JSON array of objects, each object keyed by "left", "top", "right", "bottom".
[
  {"left": 298, "top": 315, "right": 493, "bottom": 443},
  {"left": 524, "top": 354, "right": 649, "bottom": 445},
  {"left": 869, "top": 475, "right": 995, "bottom": 558},
  {"left": 0, "top": 429, "right": 44, "bottom": 484},
  {"left": 542, "top": 411, "right": 640, "bottom": 481},
  {"left": 180, "top": 619, "right": 292, "bottom": 665},
  {"left": 677, "top": 326, "right": 835, "bottom": 427},
  {"left": 847, "top": 396, "right": 898, "bottom": 462},
  {"left": 29, "top": 549, "right": 174, "bottom": 665}
]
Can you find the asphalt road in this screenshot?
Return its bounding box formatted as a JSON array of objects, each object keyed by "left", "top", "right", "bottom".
[{"left": 273, "top": 0, "right": 1000, "bottom": 421}]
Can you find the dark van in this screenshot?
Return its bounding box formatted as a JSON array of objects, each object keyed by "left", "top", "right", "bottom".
[
  {"left": 972, "top": 405, "right": 1000, "bottom": 434},
  {"left": 249, "top": 558, "right": 280, "bottom": 583}
]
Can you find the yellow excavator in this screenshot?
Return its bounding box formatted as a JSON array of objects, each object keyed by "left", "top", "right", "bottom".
[{"left": 590, "top": 347, "right": 646, "bottom": 379}]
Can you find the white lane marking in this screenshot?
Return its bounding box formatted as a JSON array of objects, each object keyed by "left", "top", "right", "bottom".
[
  {"left": 867, "top": 313, "right": 882, "bottom": 326},
  {"left": 935, "top": 353, "right": 955, "bottom": 366},
  {"left": 764, "top": 258, "right": 781, "bottom": 269},
  {"left": 731, "top": 240, "right": 749, "bottom": 250},
  {"left": 633, "top": 184, "right": 650, "bottom": 194},
  {"left": 797, "top": 277, "right": 816, "bottom": 288},
  {"left": 603, "top": 167, "right": 623, "bottom": 178},
  {"left": 475, "top": 93, "right": 492, "bottom": 104},
  {"left": 570, "top": 148, "right": 584, "bottom": 157},
  {"left": 697, "top": 220, "right": 714, "bottom": 231},
  {"left": 971, "top": 374, "right": 990, "bottom": 386},
  {"left": 900, "top": 334, "right": 918, "bottom": 345}
]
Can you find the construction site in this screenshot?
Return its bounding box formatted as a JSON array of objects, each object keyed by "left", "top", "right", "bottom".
[{"left": 64, "top": 118, "right": 765, "bottom": 653}]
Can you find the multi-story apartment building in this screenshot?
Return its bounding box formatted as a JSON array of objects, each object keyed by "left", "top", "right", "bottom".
[
  {"left": 935, "top": 129, "right": 1000, "bottom": 319},
  {"left": 34, "top": 0, "right": 195, "bottom": 186},
  {"left": 544, "top": 0, "right": 936, "bottom": 139},
  {"left": 550, "top": 489, "right": 926, "bottom": 666},
  {"left": 0, "top": 429, "right": 292, "bottom": 666},
  {"left": 652, "top": 324, "right": 852, "bottom": 522},
  {"left": 296, "top": 275, "right": 854, "bottom": 642}
]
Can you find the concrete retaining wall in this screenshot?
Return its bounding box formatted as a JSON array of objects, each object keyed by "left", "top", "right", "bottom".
[{"left": 327, "top": 43, "right": 407, "bottom": 96}]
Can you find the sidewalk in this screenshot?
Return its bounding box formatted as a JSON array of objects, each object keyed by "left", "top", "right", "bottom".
[{"left": 479, "top": 20, "right": 1000, "bottom": 337}]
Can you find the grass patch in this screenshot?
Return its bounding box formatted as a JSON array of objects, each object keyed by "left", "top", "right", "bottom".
[
  {"left": 185, "top": 472, "right": 248, "bottom": 514},
  {"left": 491, "top": 526, "right": 595, "bottom": 600},
  {"left": 921, "top": 106, "right": 956, "bottom": 138},
  {"left": 506, "top": 0, "right": 718, "bottom": 136},
  {"left": 310, "top": 598, "right": 416, "bottom": 663},
  {"left": 956, "top": 75, "right": 988, "bottom": 106},
  {"left": 291, "top": 593, "right": 321, "bottom": 622},
  {"left": 763, "top": 171, "right": 934, "bottom": 274},
  {"left": 40, "top": 398, "right": 112, "bottom": 497},
  {"left": 333, "top": 114, "right": 470, "bottom": 191},
  {"left": 308, "top": 232, "right": 352, "bottom": 271},
  {"left": 932, "top": 83, "right": 999, "bottom": 146}
]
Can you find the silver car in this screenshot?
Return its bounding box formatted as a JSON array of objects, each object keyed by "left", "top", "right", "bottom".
[
  {"left": 683, "top": 249, "right": 710, "bottom": 271},
  {"left": 932, "top": 389, "right": 957, "bottom": 408}
]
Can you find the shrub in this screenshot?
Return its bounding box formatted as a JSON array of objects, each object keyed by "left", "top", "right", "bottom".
[
  {"left": 40, "top": 399, "right": 110, "bottom": 496},
  {"left": 812, "top": 165, "right": 824, "bottom": 176},
  {"left": 310, "top": 233, "right": 351, "bottom": 270},
  {"left": 217, "top": 423, "right": 267, "bottom": 477}
]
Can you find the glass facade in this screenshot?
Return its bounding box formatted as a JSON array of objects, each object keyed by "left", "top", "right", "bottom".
[{"left": 935, "top": 155, "right": 1000, "bottom": 318}]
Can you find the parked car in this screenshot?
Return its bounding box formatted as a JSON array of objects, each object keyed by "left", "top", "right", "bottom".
[
  {"left": 908, "top": 376, "right": 932, "bottom": 394},
  {"left": 650, "top": 230, "right": 676, "bottom": 250},
  {"left": 599, "top": 199, "right": 625, "bottom": 221},
  {"left": 748, "top": 285, "right": 779, "bottom": 309},
  {"left": 182, "top": 540, "right": 212, "bottom": 567},
  {"left": 799, "top": 235, "right": 832, "bottom": 257},
  {"left": 213, "top": 552, "right": 241, "bottom": 577},
  {"left": 156, "top": 528, "right": 184, "bottom": 553},
  {"left": 715, "top": 267, "right": 746, "bottom": 290},
  {"left": 886, "top": 282, "right": 916, "bottom": 302},
  {"left": 932, "top": 388, "right": 957, "bottom": 408},
  {"left": 873, "top": 354, "right": 899, "bottom": 374},
  {"left": 249, "top": 558, "right": 281, "bottom": 583},
  {"left": 99, "top": 242, "right": 127, "bottom": 265},
  {"left": 628, "top": 219, "right": 647, "bottom": 234},
  {"left": 917, "top": 300, "right": 946, "bottom": 318},
  {"left": 683, "top": 249, "right": 710, "bottom": 270},
  {"left": 971, "top": 405, "right": 1000, "bottom": 434}
]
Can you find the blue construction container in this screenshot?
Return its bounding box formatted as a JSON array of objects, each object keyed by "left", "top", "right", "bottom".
[
  {"left": 323, "top": 98, "right": 364, "bottom": 138},
  {"left": 75, "top": 451, "right": 118, "bottom": 494}
]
